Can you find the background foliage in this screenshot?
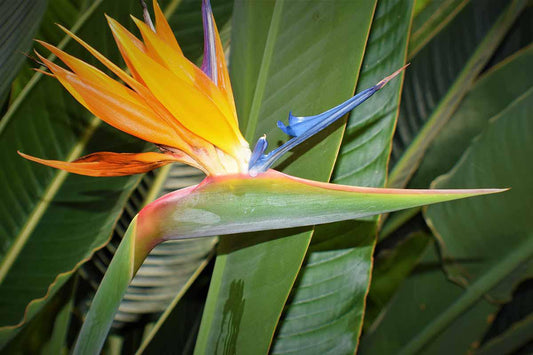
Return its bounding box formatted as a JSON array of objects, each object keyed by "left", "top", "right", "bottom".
[{"left": 0, "top": 0, "right": 531, "bottom": 353}]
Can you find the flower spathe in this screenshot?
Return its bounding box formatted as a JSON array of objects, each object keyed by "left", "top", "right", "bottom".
[{"left": 19, "top": 0, "right": 402, "bottom": 178}]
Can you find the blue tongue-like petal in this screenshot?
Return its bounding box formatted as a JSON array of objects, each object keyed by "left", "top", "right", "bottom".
[{"left": 249, "top": 65, "right": 408, "bottom": 175}]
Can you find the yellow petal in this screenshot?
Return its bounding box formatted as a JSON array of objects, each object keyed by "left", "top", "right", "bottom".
[
  {"left": 152, "top": 0, "right": 182, "bottom": 54},
  {"left": 107, "top": 16, "right": 245, "bottom": 157},
  {"left": 38, "top": 54, "right": 184, "bottom": 149},
  {"left": 54, "top": 26, "right": 218, "bottom": 158},
  {"left": 132, "top": 16, "right": 237, "bottom": 126}
]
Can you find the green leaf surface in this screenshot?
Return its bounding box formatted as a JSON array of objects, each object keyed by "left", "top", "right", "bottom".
[
  {"left": 381, "top": 42, "right": 533, "bottom": 238},
  {"left": 75, "top": 170, "right": 494, "bottom": 354},
  {"left": 388, "top": 0, "right": 525, "bottom": 188},
  {"left": 2, "top": 277, "right": 76, "bottom": 354},
  {"left": 408, "top": 0, "right": 469, "bottom": 58},
  {"left": 0, "top": 0, "right": 144, "bottom": 334},
  {"left": 425, "top": 87, "right": 533, "bottom": 301},
  {"left": 0, "top": 0, "right": 218, "bottom": 344},
  {"left": 362, "top": 80, "right": 533, "bottom": 355},
  {"left": 195, "top": 1, "right": 377, "bottom": 354},
  {"left": 359, "top": 241, "right": 499, "bottom": 355},
  {"left": 409, "top": 43, "right": 533, "bottom": 188},
  {"left": 0, "top": 0, "right": 47, "bottom": 104},
  {"left": 364, "top": 232, "right": 431, "bottom": 330},
  {"left": 271, "top": 0, "right": 414, "bottom": 353}
]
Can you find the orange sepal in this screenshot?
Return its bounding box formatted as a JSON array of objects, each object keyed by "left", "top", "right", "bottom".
[
  {"left": 18, "top": 151, "right": 200, "bottom": 177},
  {"left": 36, "top": 54, "right": 188, "bottom": 150},
  {"left": 106, "top": 16, "right": 245, "bottom": 158},
  {"left": 152, "top": 0, "right": 182, "bottom": 54},
  {"left": 132, "top": 16, "right": 236, "bottom": 123}
]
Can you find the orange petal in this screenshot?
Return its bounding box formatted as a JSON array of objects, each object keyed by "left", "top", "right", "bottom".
[
  {"left": 107, "top": 16, "right": 245, "bottom": 157},
  {"left": 18, "top": 151, "right": 202, "bottom": 176},
  {"left": 152, "top": 0, "right": 182, "bottom": 54},
  {"left": 54, "top": 26, "right": 224, "bottom": 163},
  {"left": 132, "top": 16, "right": 236, "bottom": 124},
  {"left": 38, "top": 41, "right": 146, "bottom": 108},
  {"left": 57, "top": 24, "right": 142, "bottom": 91},
  {"left": 37, "top": 54, "right": 185, "bottom": 149}
]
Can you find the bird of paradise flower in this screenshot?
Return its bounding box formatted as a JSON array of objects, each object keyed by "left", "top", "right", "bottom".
[{"left": 18, "top": 1, "right": 503, "bottom": 353}]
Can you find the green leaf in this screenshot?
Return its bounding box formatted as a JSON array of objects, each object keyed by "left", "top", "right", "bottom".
[
  {"left": 0, "top": 0, "right": 217, "bottom": 345},
  {"left": 2, "top": 277, "right": 76, "bottom": 354},
  {"left": 381, "top": 42, "right": 533, "bottom": 238},
  {"left": 361, "top": 82, "right": 533, "bottom": 355},
  {"left": 408, "top": 0, "right": 469, "bottom": 58},
  {"left": 425, "top": 88, "right": 533, "bottom": 301},
  {"left": 409, "top": 43, "right": 533, "bottom": 188},
  {"left": 359, "top": 241, "right": 499, "bottom": 355},
  {"left": 0, "top": 0, "right": 145, "bottom": 336},
  {"left": 0, "top": 0, "right": 47, "bottom": 104},
  {"left": 194, "top": 1, "right": 377, "bottom": 354},
  {"left": 75, "top": 170, "right": 495, "bottom": 354},
  {"left": 270, "top": 0, "right": 415, "bottom": 352},
  {"left": 388, "top": 0, "right": 526, "bottom": 188},
  {"left": 364, "top": 232, "right": 431, "bottom": 330}
]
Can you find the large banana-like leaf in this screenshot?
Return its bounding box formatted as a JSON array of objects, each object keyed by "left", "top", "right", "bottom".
[
  {"left": 388, "top": 0, "right": 526, "bottom": 188},
  {"left": 194, "top": 1, "right": 377, "bottom": 354},
  {"left": 0, "top": 0, "right": 47, "bottom": 104},
  {"left": 381, "top": 42, "right": 533, "bottom": 238},
  {"left": 0, "top": 0, "right": 218, "bottom": 346},
  {"left": 361, "top": 79, "right": 532, "bottom": 355},
  {"left": 409, "top": 43, "right": 533, "bottom": 188},
  {"left": 360, "top": 240, "right": 499, "bottom": 355},
  {"left": 425, "top": 91, "right": 533, "bottom": 302},
  {"left": 0, "top": 0, "right": 144, "bottom": 337},
  {"left": 74, "top": 170, "right": 497, "bottom": 355},
  {"left": 270, "top": 0, "right": 414, "bottom": 353}
]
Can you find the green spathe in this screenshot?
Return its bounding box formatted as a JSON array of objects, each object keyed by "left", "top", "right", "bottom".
[{"left": 74, "top": 168, "right": 503, "bottom": 355}]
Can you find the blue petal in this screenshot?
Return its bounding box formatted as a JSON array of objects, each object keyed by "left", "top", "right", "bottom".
[
  {"left": 249, "top": 135, "right": 268, "bottom": 171},
  {"left": 248, "top": 66, "right": 408, "bottom": 175}
]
